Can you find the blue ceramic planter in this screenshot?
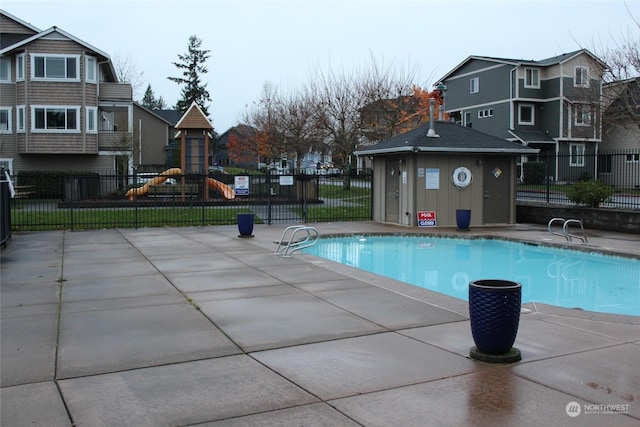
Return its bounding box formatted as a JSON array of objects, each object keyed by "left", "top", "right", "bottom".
[
  {"left": 469, "top": 279, "right": 521, "bottom": 354},
  {"left": 456, "top": 209, "right": 471, "bottom": 230},
  {"left": 237, "top": 213, "right": 254, "bottom": 237}
]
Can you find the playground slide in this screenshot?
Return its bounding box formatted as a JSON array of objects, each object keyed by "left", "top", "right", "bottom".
[
  {"left": 125, "top": 168, "right": 181, "bottom": 200},
  {"left": 207, "top": 178, "right": 235, "bottom": 200},
  {"left": 125, "top": 168, "right": 235, "bottom": 200}
]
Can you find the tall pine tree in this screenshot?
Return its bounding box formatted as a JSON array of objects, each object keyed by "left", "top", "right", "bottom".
[
  {"left": 141, "top": 84, "right": 167, "bottom": 110},
  {"left": 168, "top": 35, "right": 211, "bottom": 115}
]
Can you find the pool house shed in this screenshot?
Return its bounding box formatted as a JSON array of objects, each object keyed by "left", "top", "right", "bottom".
[{"left": 355, "top": 121, "right": 538, "bottom": 228}]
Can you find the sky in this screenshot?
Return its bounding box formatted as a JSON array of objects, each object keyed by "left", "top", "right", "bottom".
[{"left": 2, "top": 0, "right": 638, "bottom": 132}]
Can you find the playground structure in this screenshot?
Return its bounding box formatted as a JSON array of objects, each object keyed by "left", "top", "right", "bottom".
[
  {"left": 124, "top": 168, "right": 235, "bottom": 201},
  {"left": 125, "top": 102, "right": 237, "bottom": 202}
]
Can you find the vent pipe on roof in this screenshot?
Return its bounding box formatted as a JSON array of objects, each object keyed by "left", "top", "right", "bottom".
[{"left": 427, "top": 98, "right": 439, "bottom": 138}]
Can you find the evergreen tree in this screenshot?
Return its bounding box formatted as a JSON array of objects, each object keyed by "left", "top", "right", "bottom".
[
  {"left": 141, "top": 84, "right": 167, "bottom": 110},
  {"left": 168, "top": 35, "right": 211, "bottom": 115}
]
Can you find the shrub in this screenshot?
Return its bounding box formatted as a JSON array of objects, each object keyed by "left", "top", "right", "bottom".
[
  {"left": 565, "top": 179, "right": 614, "bottom": 208},
  {"left": 523, "top": 162, "right": 545, "bottom": 185}
]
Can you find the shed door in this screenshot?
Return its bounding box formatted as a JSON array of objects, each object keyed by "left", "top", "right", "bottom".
[
  {"left": 385, "top": 157, "right": 400, "bottom": 223},
  {"left": 483, "top": 157, "right": 511, "bottom": 224}
]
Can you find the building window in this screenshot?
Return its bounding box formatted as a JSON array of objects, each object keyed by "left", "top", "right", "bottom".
[
  {"left": 518, "top": 104, "right": 534, "bottom": 125},
  {"left": 470, "top": 77, "right": 479, "bottom": 94},
  {"left": 464, "top": 112, "right": 472, "bottom": 128},
  {"left": 32, "top": 54, "right": 80, "bottom": 80},
  {"left": 0, "top": 58, "right": 11, "bottom": 82},
  {"left": 575, "top": 104, "right": 591, "bottom": 125},
  {"left": 574, "top": 66, "right": 589, "bottom": 87},
  {"left": 16, "top": 54, "right": 25, "bottom": 81},
  {"left": 86, "top": 56, "right": 97, "bottom": 83},
  {"left": 86, "top": 107, "right": 97, "bottom": 133},
  {"left": 570, "top": 143, "right": 585, "bottom": 167},
  {"left": 0, "top": 108, "right": 11, "bottom": 133},
  {"left": 524, "top": 68, "right": 540, "bottom": 88},
  {"left": 31, "top": 106, "right": 80, "bottom": 132},
  {"left": 478, "top": 109, "right": 494, "bottom": 118},
  {"left": 626, "top": 153, "right": 640, "bottom": 163},
  {"left": 17, "top": 106, "right": 25, "bottom": 133}
]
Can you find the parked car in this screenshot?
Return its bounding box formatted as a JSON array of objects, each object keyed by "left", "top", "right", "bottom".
[
  {"left": 208, "top": 166, "right": 226, "bottom": 174},
  {"left": 137, "top": 174, "right": 177, "bottom": 185}
]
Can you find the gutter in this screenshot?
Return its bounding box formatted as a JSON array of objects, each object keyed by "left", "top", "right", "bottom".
[{"left": 355, "top": 146, "right": 539, "bottom": 156}]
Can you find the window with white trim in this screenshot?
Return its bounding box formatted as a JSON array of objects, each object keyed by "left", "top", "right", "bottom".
[
  {"left": 570, "top": 143, "right": 585, "bottom": 167},
  {"left": 86, "top": 107, "right": 97, "bottom": 133},
  {"left": 575, "top": 104, "right": 591, "bottom": 125},
  {"left": 17, "top": 106, "right": 25, "bottom": 133},
  {"left": 574, "top": 66, "right": 589, "bottom": 87},
  {"left": 524, "top": 68, "right": 540, "bottom": 88},
  {"left": 518, "top": 104, "right": 534, "bottom": 125},
  {"left": 16, "top": 54, "right": 25, "bottom": 81},
  {"left": 0, "top": 58, "right": 11, "bottom": 82},
  {"left": 626, "top": 153, "right": 640, "bottom": 163},
  {"left": 478, "top": 109, "right": 494, "bottom": 118},
  {"left": 31, "top": 54, "right": 80, "bottom": 81},
  {"left": 0, "top": 108, "right": 11, "bottom": 133},
  {"left": 31, "top": 106, "right": 80, "bottom": 132},
  {"left": 86, "top": 56, "right": 97, "bottom": 83},
  {"left": 470, "top": 77, "right": 479, "bottom": 94}
]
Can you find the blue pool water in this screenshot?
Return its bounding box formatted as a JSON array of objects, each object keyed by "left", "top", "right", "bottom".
[{"left": 303, "top": 236, "right": 640, "bottom": 316}]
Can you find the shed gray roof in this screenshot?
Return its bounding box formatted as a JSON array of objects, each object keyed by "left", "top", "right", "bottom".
[{"left": 355, "top": 122, "right": 539, "bottom": 156}]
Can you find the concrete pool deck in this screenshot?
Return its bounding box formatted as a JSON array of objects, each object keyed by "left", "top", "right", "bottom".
[{"left": 1, "top": 222, "right": 639, "bottom": 426}]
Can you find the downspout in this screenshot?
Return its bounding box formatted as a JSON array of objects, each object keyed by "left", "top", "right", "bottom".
[
  {"left": 138, "top": 119, "right": 142, "bottom": 166},
  {"left": 510, "top": 65, "right": 518, "bottom": 130}
]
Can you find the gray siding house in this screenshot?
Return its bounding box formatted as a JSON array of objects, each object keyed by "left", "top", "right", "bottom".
[
  {"left": 0, "top": 9, "right": 134, "bottom": 175},
  {"left": 436, "top": 49, "right": 607, "bottom": 183}
]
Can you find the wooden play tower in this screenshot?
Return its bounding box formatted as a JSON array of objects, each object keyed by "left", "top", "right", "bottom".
[{"left": 174, "top": 102, "right": 214, "bottom": 201}]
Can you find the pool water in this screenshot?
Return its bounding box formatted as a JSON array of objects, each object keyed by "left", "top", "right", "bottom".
[{"left": 303, "top": 236, "right": 640, "bottom": 316}]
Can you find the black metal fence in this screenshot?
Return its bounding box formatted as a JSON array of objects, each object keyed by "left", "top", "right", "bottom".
[
  {"left": 9, "top": 170, "right": 373, "bottom": 231},
  {"left": 517, "top": 151, "right": 640, "bottom": 209},
  {"left": 1, "top": 169, "right": 11, "bottom": 245}
]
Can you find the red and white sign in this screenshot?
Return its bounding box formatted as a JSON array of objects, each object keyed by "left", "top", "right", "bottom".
[{"left": 417, "top": 211, "right": 436, "bottom": 227}]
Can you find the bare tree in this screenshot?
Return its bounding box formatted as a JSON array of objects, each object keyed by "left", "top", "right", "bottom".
[
  {"left": 112, "top": 52, "right": 145, "bottom": 101},
  {"left": 279, "top": 87, "right": 322, "bottom": 170},
  {"left": 591, "top": 3, "right": 640, "bottom": 134},
  {"left": 308, "top": 68, "right": 364, "bottom": 188},
  {"left": 239, "top": 82, "right": 285, "bottom": 168}
]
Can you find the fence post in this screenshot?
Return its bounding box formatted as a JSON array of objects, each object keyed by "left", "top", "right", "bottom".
[{"left": 0, "top": 168, "right": 11, "bottom": 246}]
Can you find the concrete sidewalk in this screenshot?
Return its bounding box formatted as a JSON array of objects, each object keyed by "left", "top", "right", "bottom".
[{"left": 1, "top": 222, "right": 639, "bottom": 426}]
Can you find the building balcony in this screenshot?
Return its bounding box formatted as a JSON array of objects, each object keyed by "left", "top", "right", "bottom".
[{"left": 99, "top": 83, "right": 132, "bottom": 101}]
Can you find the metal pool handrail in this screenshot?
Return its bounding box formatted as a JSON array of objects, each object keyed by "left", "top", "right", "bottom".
[
  {"left": 547, "top": 217, "right": 588, "bottom": 244},
  {"left": 274, "top": 225, "right": 319, "bottom": 257}
]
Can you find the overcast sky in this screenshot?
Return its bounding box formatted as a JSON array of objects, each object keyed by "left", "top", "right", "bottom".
[{"left": 3, "top": 0, "right": 638, "bottom": 132}]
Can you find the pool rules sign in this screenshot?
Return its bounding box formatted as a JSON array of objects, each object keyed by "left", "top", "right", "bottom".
[{"left": 417, "top": 211, "right": 436, "bottom": 227}]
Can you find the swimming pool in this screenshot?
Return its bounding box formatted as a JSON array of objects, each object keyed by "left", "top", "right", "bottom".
[{"left": 303, "top": 235, "right": 640, "bottom": 316}]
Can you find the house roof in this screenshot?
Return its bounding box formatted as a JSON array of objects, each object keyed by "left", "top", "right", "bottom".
[
  {"left": 354, "top": 121, "right": 539, "bottom": 156},
  {"left": 0, "top": 22, "right": 117, "bottom": 81},
  {"left": 154, "top": 109, "right": 182, "bottom": 125},
  {"left": 435, "top": 49, "right": 607, "bottom": 85},
  {"left": 133, "top": 103, "right": 174, "bottom": 126},
  {"left": 218, "top": 124, "right": 258, "bottom": 140},
  {"left": 0, "top": 9, "right": 41, "bottom": 34},
  {"left": 508, "top": 129, "right": 556, "bottom": 145}
]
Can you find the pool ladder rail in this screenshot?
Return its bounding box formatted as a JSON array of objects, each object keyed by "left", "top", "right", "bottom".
[
  {"left": 274, "top": 225, "right": 320, "bottom": 257},
  {"left": 547, "top": 218, "right": 588, "bottom": 244}
]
